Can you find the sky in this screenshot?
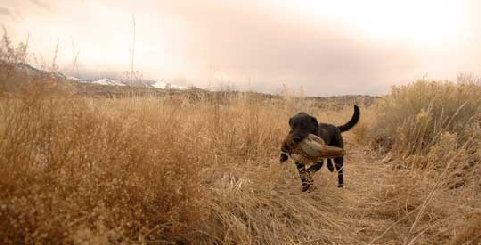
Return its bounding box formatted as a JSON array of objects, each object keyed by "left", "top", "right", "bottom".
[{"left": 1, "top": 0, "right": 481, "bottom": 96}]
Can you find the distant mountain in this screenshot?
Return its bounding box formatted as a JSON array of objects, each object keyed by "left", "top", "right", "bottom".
[
  {"left": 76, "top": 78, "right": 126, "bottom": 87},
  {"left": 15, "top": 63, "right": 67, "bottom": 80},
  {"left": 15, "top": 63, "right": 187, "bottom": 90},
  {"left": 73, "top": 78, "right": 188, "bottom": 90}
]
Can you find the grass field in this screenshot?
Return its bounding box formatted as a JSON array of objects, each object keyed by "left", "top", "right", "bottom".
[{"left": 1, "top": 37, "right": 481, "bottom": 244}]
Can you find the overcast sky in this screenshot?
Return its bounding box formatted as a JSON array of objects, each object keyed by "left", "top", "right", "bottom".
[{"left": 1, "top": 0, "right": 481, "bottom": 95}]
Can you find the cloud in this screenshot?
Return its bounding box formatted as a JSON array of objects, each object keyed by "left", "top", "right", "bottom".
[
  {"left": 29, "top": 0, "right": 50, "bottom": 10},
  {"left": 0, "top": 7, "right": 10, "bottom": 15},
  {"left": 140, "top": 0, "right": 420, "bottom": 95},
  {"left": 5, "top": 0, "right": 479, "bottom": 96}
]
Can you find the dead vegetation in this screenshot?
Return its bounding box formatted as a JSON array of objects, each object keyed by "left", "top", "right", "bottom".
[
  {"left": 1, "top": 36, "right": 480, "bottom": 244},
  {"left": 364, "top": 80, "right": 481, "bottom": 244}
]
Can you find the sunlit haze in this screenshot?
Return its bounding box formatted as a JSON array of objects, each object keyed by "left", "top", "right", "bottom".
[{"left": 2, "top": 0, "right": 481, "bottom": 95}]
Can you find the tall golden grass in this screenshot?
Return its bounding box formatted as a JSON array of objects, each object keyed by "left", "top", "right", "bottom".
[
  {"left": 1, "top": 35, "right": 480, "bottom": 244},
  {"left": 0, "top": 86, "right": 365, "bottom": 243},
  {"left": 365, "top": 80, "right": 481, "bottom": 244},
  {"left": 374, "top": 81, "right": 481, "bottom": 156}
]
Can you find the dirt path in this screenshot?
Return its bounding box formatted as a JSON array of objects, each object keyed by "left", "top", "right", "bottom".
[
  {"left": 274, "top": 142, "right": 393, "bottom": 244},
  {"left": 338, "top": 145, "right": 392, "bottom": 244},
  {"left": 209, "top": 141, "right": 397, "bottom": 244}
]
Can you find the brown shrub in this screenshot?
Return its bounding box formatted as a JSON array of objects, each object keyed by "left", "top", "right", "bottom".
[
  {"left": 362, "top": 80, "right": 481, "bottom": 244},
  {"left": 0, "top": 95, "right": 204, "bottom": 243}
]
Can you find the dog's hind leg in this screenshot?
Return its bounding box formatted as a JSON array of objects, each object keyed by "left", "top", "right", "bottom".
[
  {"left": 334, "top": 157, "right": 344, "bottom": 187},
  {"left": 295, "top": 162, "right": 312, "bottom": 192}
]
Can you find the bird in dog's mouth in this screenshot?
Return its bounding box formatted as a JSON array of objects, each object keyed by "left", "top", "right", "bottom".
[{"left": 280, "top": 133, "right": 345, "bottom": 164}]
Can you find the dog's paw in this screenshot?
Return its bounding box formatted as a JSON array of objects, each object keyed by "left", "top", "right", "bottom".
[
  {"left": 279, "top": 153, "right": 288, "bottom": 163},
  {"left": 301, "top": 182, "right": 311, "bottom": 192}
]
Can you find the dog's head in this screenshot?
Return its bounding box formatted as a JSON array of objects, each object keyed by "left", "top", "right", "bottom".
[{"left": 288, "top": 112, "right": 318, "bottom": 143}]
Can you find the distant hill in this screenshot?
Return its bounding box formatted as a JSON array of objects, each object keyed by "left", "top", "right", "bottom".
[
  {"left": 15, "top": 63, "right": 187, "bottom": 90},
  {"left": 9, "top": 63, "right": 378, "bottom": 106},
  {"left": 15, "top": 63, "right": 67, "bottom": 80}
]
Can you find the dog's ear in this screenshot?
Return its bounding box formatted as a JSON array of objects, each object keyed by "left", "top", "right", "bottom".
[
  {"left": 289, "top": 117, "right": 293, "bottom": 127},
  {"left": 310, "top": 116, "right": 318, "bottom": 127},
  {"left": 309, "top": 116, "right": 319, "bottom": 133}
]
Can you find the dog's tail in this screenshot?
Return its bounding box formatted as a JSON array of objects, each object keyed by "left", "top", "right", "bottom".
[{"left": 337, "top": 105, "right": 360, "bottom": 132}]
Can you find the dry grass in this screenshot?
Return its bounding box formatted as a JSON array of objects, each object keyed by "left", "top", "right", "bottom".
[
  {"left": 364, "top": 81, "right": 481, "bottom": 244},
  {"left": 373, "top": 81, "right": 481, "bottom": 157},
  {"left": 0, "top": 85, "right": 364, "bottom": 243},
  {"left": 1, "top": 36, "right": 480, "bottom": 244}
]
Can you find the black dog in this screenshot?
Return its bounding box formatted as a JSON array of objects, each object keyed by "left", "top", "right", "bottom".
[{"left": 280, "top": 105, "right": 360, "bottom": 191}]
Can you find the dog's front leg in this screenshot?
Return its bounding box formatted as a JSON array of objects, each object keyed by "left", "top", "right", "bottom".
[
  {"left": 295, "top": 162, "right": 312, "bottom": 192},
  {"left": 307, "top": 160, "right": 324, "bottom": 176}
]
